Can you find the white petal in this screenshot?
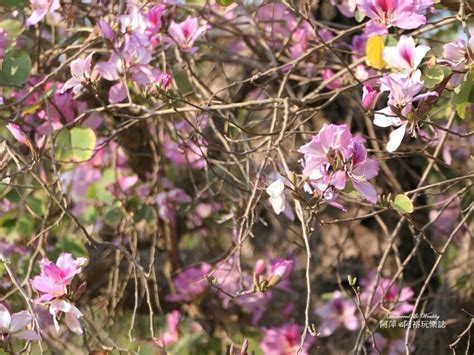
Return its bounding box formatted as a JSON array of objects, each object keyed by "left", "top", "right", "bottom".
[
  {"left": 0, "top": 304, "right": 11, "bottom": 330},
  {"left": 266, "top": 179, "right": 285, "bottom": 197},
  {"left": 386, "top": 124, "right": 407, "bottom": 152}
]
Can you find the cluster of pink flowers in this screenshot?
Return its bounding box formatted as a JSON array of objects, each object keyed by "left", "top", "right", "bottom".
[
  {"left": 299, "top": 124, "right": 380, "bottom": 209},
  {"left": 362, "top": 36, "right": 435, "bottom": 151},
  {"left": 210, "top": 256, "right": 294, "bottom": 325},
  {"left": 30, "top": 253, "right": 87, "bottom": 335},
  {"left": 6, "top": 78, "right": 102, "bottom": 149}
]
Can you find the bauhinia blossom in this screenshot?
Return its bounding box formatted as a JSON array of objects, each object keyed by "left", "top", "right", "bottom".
[
  {"left": 360, "top": 272, "right": 414, "bottom": 315},
  {"left": 356, "top": 0, "right": 432, "bottom": 36},
  {"left": 0, "top": 305, "right": 41, "bottom": 341},
  {"left": 31, "top": 253, "right": 87, "bottom": 302},
  {"left": 362, "top": 84, "right": 380, "bottom": 110},
  {"left": 260, "top": 323, "right": 314, "bottom": 355},
  {"left": 61, "top": 53, "right": 95, "bottom": 95},
  {"left": 383, "top": 36, "right": 430, "bottom": 75},
  {"left": 315, "top": 291, "right": 360, "bottom": 336},
  {"left": 6, "top": 123, "right": 29, "bottom": 146},
  {"left": 26, "top": 0, "right": 61, "bottom": 26},
  {"left": 165, "top": 263, "right": 212, "bottom": 303},
  {"left": 373, "top": 74, "right": 436, "bottom": 152},
  {"left": 299, "top": 124, "right": 379, "bottom": 208},
  {"left": 49, "top": 300, "right": 83, "bottom": 335},
  {"left": 266, "top": 179, "right": 286, "bottom": 215},
  {"left": 440, "top": 38, "right": 474, "bottom": 87},
  {"left": 168, "top": 16, "right": 210, "bottom": 54}
]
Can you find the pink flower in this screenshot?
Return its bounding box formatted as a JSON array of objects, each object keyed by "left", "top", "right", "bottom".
[
  {"left": 156, "top": 186, "right": 192, "bottom": 226},
  {"left": 158, "top": 310, "right": 180, "bottom": 347},
  {"left": 299, "top": 124, "right": 379, "bottom": 207},
  {"left": 0, "top": 305, "right": 41, "bottom": 341},
  {"left": 331, "top": 0, "right": 357, "bottom": 16},
  {"left": 31, "top": 253, "right": 87, "bottom": 302},
  {"left": 165, "top": 264, "right": 212, "bottom": 303},
  {"left": 168, "top": 16, "right": 210, "bottom": 54},
  {"left": 0, "top": 30, "right": 7, "bottom": 60},
  {"left": 213, "top": 257, "right": 271, "bottom": 324},
  {"left": 360, "top": 272, "right": 414, "bottom": 315},
  {"left": 98, "top": 20, "right": 115, "bottom": 43},
  {"left": 147, "top": 4, "right": 166, "bottom": 33},
  {"left": 156, "top": 72, "right": 173, "bottom": 91},
  {"left": 260, "top": 323, "right": 314, "bottom": 355},
  {"left": 429, "top": 195, "right": 466, "bottom": 241},
  {"left": 440, "top": 38, "right": 474, "bottom": 87},
  {"left": 383, "top": 36, "right": 430, "bottom": 74},
  {"left": 163, "top": 135, "right": 208, "bottom": 170},
  {"left": 362, "top": 84, "right": 380, "bottom": 110},
  {"left": 62, "top": 53, "right": 95, "bottom": 94},
  {"left": 49, "top": 300, "right": 83, "bottom": 335},
  {"left": 356, "top": 0, "right": 432, "bottom": 36},
  {"left": 315, "top": 291, "right": 360, "bottom": 336},
  {"left": 322, "top": 69, "right": 343, "bottom": 90},
  {"left": 269, "top": 260, "right": 294, "bottom": 285},
  {"left": 6, "top": 123, "right": 29, "bottom": 146},
  {"left": 26, "top": 0, "right": 61, "bottom": 26},
  {"left": 373, "top": 74, "right": 436, "bottom": 152}
]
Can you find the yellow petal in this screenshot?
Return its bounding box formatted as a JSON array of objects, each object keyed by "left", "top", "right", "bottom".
[{"left": 366, "top": 36, "right": 386, "bottom": 70}]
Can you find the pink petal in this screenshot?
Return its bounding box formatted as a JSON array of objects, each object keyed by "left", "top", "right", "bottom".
[{"left": 108, "top": 82, "right": 127, "bottom": 103}]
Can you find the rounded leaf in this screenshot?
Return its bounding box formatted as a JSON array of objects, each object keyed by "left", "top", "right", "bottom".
[{"left": 392, "top": 194, "right": 414, "bottom": 214}]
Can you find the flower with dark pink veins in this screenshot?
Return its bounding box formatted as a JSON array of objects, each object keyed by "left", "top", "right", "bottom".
[
  {"left": 315, "top": 291, "right": 360, "bottom": 336},
  {"left": 165, "top": 263, "right": 212, "bottom": 303},
  {"left": 30, "top": 253, "right": 87, "bottom": 302},
  {"left": 168, "top": 16, "right": 210, "bottom": 54},
  {"left": 0, "top": 305, "right": 41, "bottom": 341},
  {"left": 383, "top": 36, "right": 430, "bottom": 75},
  {"left": 26, "top": 0, "right": 61, "bottom": 26},
  {"left": 260, "top": 323, "right": 314, "bottom": 355},
  {"left": 299, "top": 124, "right": 379, "bottom": 208},
  {"left": 356, "top": 0, "right": 432, "bottom": 36}
]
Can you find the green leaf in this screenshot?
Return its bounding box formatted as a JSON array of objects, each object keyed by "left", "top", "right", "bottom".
[
  {"left": 422, "top": 66, "right": 445, "bottom": 89},
  {"left": 0, "top": 19, "right": 23, "bottom": 39},
  {"left": 392, "top": 194, "right": 414, "bottom": 214},
  {"left": 0, "top": 50, "right": 31, "bottom": 86},
  {"left": 355, "top": 10, "right": 365, "bottom": 23},
  {"left": 56, "top": 238, "right": 88, "bottom": 258},
  {"left": 216, "top": 0, "right": 233, "bottom": 5},
  {"left": 55, "top": 127, "right": 97, "bottom": 162},
  {"left": 70, "top": 127, "right": 96, "bottom": 161},
  {"left": 104, "top": 205, "right": 123, "bottom": 226},
  {"left": 453, "top": 72, "right": 472, "bottom": 102},
  {"left": 55, "top": 129, "right": 73, "bottom": 161},
  {"left": 0, "top": 0, "right": 29, "bottom": 7},
  {"left": 26, "top": 196, "right": 45, "bottom": 217}
]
